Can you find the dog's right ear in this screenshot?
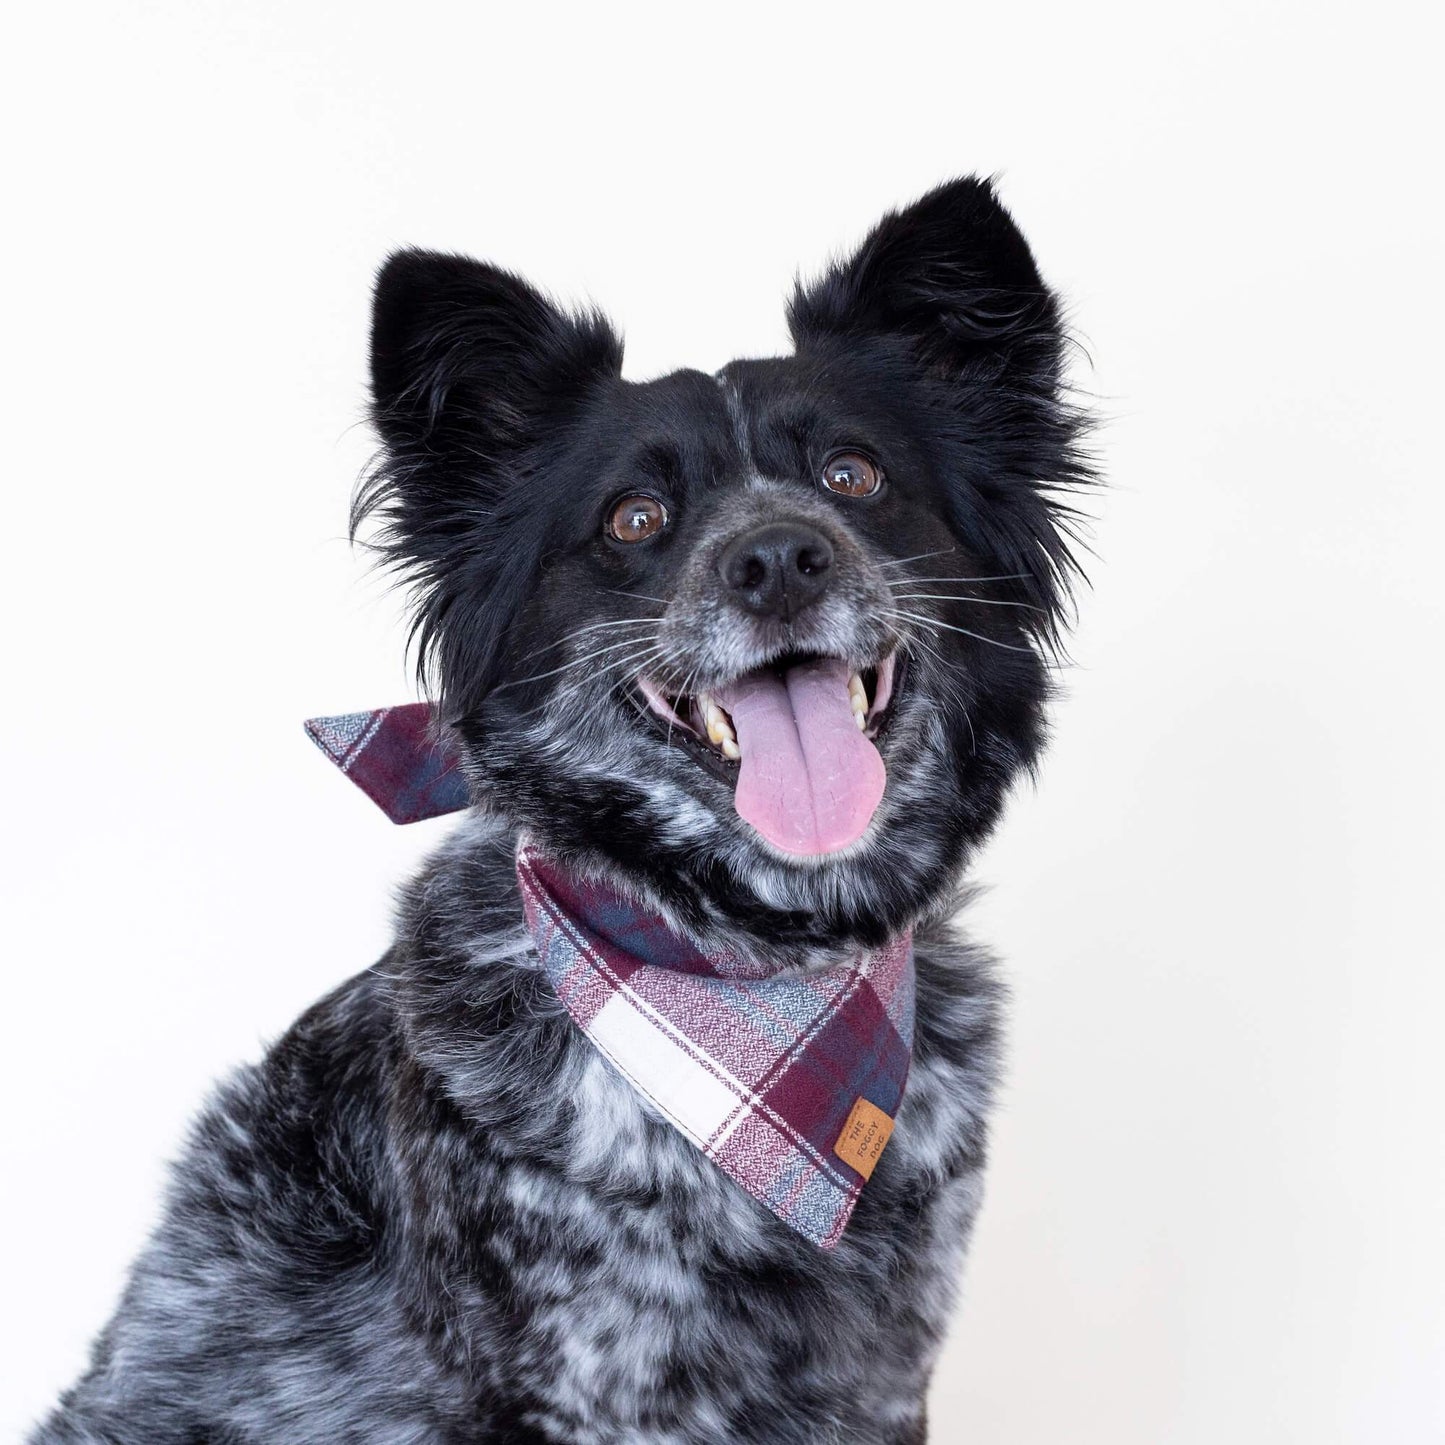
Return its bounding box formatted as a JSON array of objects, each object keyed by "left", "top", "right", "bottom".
[
  {"left": 358, "top": 251, "right": 624, "bottom": 718},
  {"left": 787, "top": 176, "right": 1062, "bottom": 388},
  {"left": 369, "top": 249, "right": 623, "bottom": 465},
  {"left": 790, "top": 179, "right": 1090, "bottom": 648}
]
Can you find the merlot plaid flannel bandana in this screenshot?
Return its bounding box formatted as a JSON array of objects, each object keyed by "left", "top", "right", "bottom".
[
  {"left": 305, "top": 703, "right": 916, "bottom": 1247},
  {"left": 516, "top": 847, "right": 915, "bottom": 1248},
  {"left": 304, "top": 703, "right": 467, "bottom": 823}
]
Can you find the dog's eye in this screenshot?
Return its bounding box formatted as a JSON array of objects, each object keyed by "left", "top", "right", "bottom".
[
  {"left": 820, "top": 451, "right": 883, "bottom": 498},
  {"left": 607, "top": 493, "right": 668, "bottom": 544}
]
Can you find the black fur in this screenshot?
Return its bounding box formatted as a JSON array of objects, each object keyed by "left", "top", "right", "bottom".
[{"left": 34, "top": 177, "right": 1089, "bottom": 1443}]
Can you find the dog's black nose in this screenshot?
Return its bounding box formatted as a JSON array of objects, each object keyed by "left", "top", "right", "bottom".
[{"left": 718, "top": 522, "right": 834, "bottom": 619}]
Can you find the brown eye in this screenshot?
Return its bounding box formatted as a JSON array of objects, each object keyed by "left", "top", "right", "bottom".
[
  {"left": 820, "top": 450, "right": 883, "bottom": 497},
  {"left": 606, "top": 493, "right": 668, "bottom": 543}
]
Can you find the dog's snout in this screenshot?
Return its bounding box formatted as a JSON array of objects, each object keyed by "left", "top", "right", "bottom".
[{"left": 718, "top": 521, "right": 834, "bottom": 620}]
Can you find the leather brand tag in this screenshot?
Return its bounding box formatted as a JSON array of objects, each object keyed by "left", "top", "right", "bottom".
[{"left": 833, "top": 1096, "right": 895, "bottom": 1180}]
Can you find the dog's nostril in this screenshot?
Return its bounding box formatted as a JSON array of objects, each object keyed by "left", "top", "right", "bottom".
[
  {"left": 796, "top": 543, "right": 830, "bottom": 576},
  {"left": 718, "top": 522, "right": 835, "bottom": 619}
]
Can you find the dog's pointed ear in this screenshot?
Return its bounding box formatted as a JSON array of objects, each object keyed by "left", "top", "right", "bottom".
[
  {"left": 370, "top": 248, "right": 624, "bottom": 460},
  {"left": 792, "top": 179, "right": 1090, "bottom": 647},
  {"left": 358, "top": 251, "right": 624, "bottom": 720},
  {"left": 787, "top": 176, "right": 1062, "bottom": 386}
]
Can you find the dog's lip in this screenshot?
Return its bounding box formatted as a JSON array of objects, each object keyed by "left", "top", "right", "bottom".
[{"left": 635, "top": 650, "right": 905, "bottom": 777}]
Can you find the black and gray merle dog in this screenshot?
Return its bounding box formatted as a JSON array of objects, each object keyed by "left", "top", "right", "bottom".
[{"left": 35, "top": 177, "right": 1088, "bottom": 1443}]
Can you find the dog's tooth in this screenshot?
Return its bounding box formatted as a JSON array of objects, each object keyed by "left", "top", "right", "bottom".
[
  {"left": 707, "top": 708, "right": 737, "bottom": 747},
  {"left": 721, "top": 737, "right": 741, "bottom": 760},
  {"left": 849, "top": 672, "right": 869, "bottom": 731}
]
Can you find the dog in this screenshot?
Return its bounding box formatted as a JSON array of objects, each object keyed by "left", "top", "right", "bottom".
[{"left": 34, "top": 176, "right": 1088, "bottom": 1444}]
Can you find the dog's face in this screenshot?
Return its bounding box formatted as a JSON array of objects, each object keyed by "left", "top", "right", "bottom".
[{"left": 363, "top": 179, "right": 1085, "bottom": 950}]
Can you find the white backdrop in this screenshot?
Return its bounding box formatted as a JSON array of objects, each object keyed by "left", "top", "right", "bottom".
[{"left": 2, "top": 3, "right": 1441, "bottom": 1440}]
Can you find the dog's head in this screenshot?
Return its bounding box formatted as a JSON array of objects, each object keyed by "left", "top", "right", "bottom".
[{"left": 360, "top": 178, "right": 1087, "bottom": 952}]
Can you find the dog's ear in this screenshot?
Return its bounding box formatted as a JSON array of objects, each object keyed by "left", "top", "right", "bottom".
[
  {"left": 370, "top": 248, "right": 623, "bottom": 465},
  {"left": 358, "top": 251, "right": 624, "bottom": 718},
  {"left": 787, "top": 175, "right": 1062, "bottom": 387},
  {"left": 791, "top": 178, "right": 1088, "bottom": 645}
]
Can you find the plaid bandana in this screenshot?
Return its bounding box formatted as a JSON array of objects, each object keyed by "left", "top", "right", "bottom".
[
  {"left": 305, "top": 704, "right": 915, "bottom": 1247},
  {"left": 304, "top": 703, "right": 468, "bottom": 824},
  {"left": 517, "top": 848, "right": 914, "bottom": 1248}
]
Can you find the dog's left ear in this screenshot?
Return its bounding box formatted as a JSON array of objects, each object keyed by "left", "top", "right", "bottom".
[
  {"left": 791, "top": 177, "right": 1087, "bottom": 639},
  {"left": 788, "top": 175, "right": 1062, "bottom": 386}
]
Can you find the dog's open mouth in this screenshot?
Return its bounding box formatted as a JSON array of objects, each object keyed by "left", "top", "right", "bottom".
[{"left": 638, "top": 652, "right": 900, "bottom": 857}]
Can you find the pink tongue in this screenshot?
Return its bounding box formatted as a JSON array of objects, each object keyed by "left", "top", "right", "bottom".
[{"left": 716, "top": 657, "right": 886, "bottom": 856}]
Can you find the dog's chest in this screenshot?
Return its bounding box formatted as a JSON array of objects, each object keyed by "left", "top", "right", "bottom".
[{"left": 414, "top": 1037, "right": 986, "bottom": 1444}]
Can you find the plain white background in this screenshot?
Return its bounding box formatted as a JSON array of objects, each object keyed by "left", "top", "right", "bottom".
[{"left": 2, "top": 2, "right": 1441, "bottom": 1439}]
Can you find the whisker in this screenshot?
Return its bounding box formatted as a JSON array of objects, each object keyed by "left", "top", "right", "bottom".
[
  {"left": 526, "top": 615, "right": 665, "bottom": 659},
  {"left": 891, "top": 593, "right": 1048, "bottom": 613},
  {"left": 885, "top": 573, "right": 1033, "bottom": 585},
  {"left": 885, "top": 609, "right": 1036, "bottom": 654},
  {"left": 896, "top": 626, "right": 948, "bottom": 677},
  {"left": 878, "top": 548, "right": 958, "bottom": 569},
  {"left": 520, "top": 644, "right": 669, "bottom": 721},
  {"left": 552, "top": 646, "right": 667, "bottom": 706},
  {"left": 606, "top": 589, "right": 670, "bottom": 605},
  {"left": 667, "top": 663, "right": 701, "bottom": 748},
  {"left": 884, "top": 623, "right": 979, "bottom": 753},
  {"left": 495, "top": 633, "right": 662, "bottom": 692},
  {"left": 618, "top": 682, "right": 658, "bottom": 731}
]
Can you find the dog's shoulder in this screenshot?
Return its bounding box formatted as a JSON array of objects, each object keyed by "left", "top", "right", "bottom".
[{"left": 162, "top": 959, "right": 401, "bottom": 1277}]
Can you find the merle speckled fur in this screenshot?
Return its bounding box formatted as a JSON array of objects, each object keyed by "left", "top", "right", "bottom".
[{"left": 34, "top": 176, "right": 1090, "bottom": 1443}]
